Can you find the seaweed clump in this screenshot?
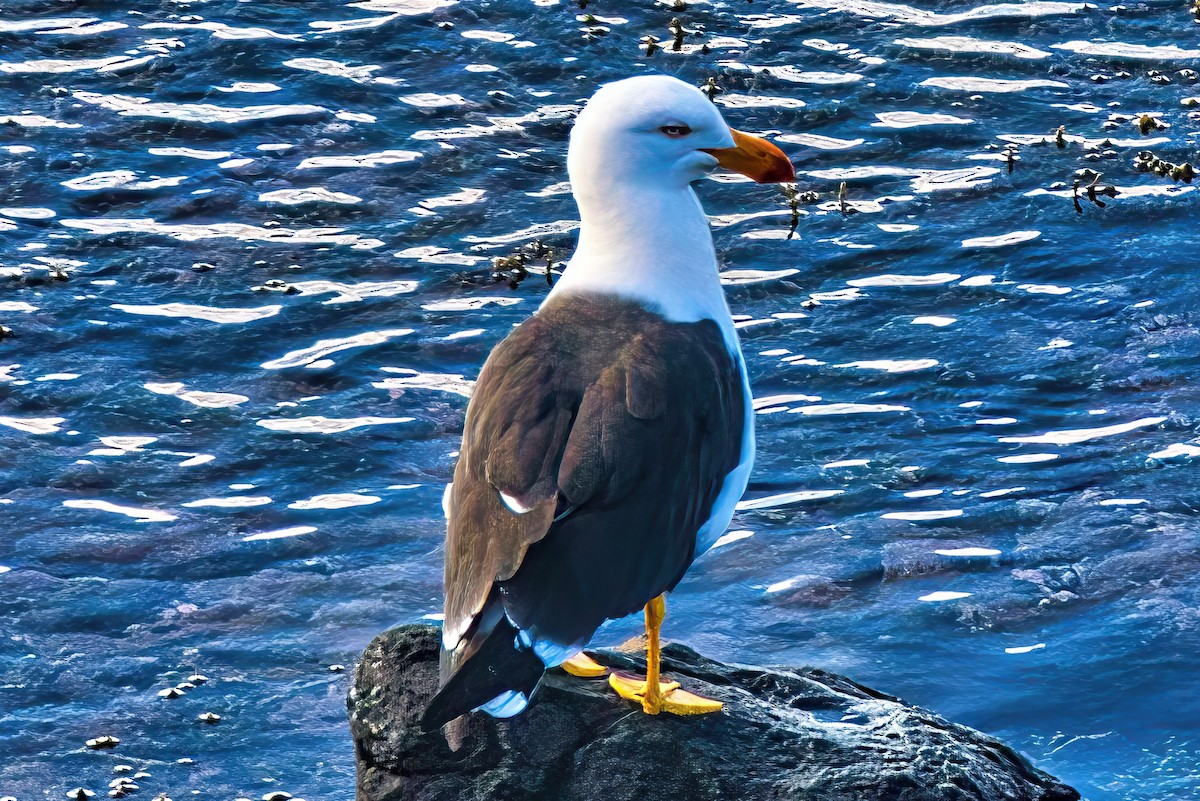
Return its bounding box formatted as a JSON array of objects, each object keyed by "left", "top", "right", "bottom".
[
  {"left": 1134, "top": 151, "right": 1196, "bottom": 183},
  {"left": 780, "top": 183, "right": 819, "bottom": 239},
  {"left": 490, "top": 240, "right": 558, "bottom": 289}
]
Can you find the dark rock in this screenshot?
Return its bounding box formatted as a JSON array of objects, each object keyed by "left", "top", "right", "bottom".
[{"left": 348, "top": 625, "right": 1079, "bottom": 801}]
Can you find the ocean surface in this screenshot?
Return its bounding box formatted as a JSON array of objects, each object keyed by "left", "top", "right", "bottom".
[{"left": 1, "top": 0, "right": 1198, "bottom": 798}]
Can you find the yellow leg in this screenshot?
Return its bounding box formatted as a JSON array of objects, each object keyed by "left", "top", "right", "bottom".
[
  {"left": 608, "top": 594, "right": 724, "bottom": 716},
  {"left": 561, "top": 652, "right": 608, "bottom": 678},
  {"left": 642, "top": 594, "right": 666, "bottom": 714}
]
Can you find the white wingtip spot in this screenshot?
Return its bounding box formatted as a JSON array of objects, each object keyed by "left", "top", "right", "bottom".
[
  {"left": 478, "top": 690, "right": 528, "bottom": 718},
  {"left": 442, "top": 625, "right": 463, "bottom": 650},
  {"left": 532, "top": 640, "right": 580, "bottom": 668},
  {"left": 499, "top": 491, "right": 532, "bottom": 514}
]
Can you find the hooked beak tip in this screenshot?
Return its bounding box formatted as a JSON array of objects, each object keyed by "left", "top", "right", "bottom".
[{"left": 702, "top": 128, "right": 795, "bottom": 184}]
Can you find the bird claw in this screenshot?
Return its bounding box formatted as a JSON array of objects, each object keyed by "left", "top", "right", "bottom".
[
  {"left": 608, "top": 671, "right": 722, "bottom": 715},
  {"left": 561, "top": 652, "right": 609, "bottom": 678}
]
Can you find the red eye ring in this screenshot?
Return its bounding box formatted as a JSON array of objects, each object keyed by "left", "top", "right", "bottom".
[{"left": 660, "top": 125, "right": 691, "bottom": 138}]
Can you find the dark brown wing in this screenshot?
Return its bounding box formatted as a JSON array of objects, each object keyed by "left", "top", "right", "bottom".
[{"left": 442, "top": 292, "right": 745, "bottom": 658}]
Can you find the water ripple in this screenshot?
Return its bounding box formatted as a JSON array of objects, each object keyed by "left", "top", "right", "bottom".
[
  {"left": 1000, "top": 417, "right": 1168, "bottom": 446},
  {"left": 256, "top": 415, "right": 414, "bottom": 433},
  {"left": 2, "top": 2, "right": 1197, "bottom": 797},
  {"left": 62, "top": 218, "right": 385, "bottom": 248},
  {"left": 112, "top": 303, "right": 281, "bottom": 323},
  {"left": 1051, "top": 40, "right": 1200, "bottom": 60},
  {"left": 792, "top": 0, "right": 1086, "bottom": 26},
  {"left": 73, "top": 91, "right": 328, "bottom": 124},
  {"left": 894, "top": 35, "right": 1051, "bottom": 59},
  {"left": 260, "top": 329, "right": 414, "bottom": 369}
]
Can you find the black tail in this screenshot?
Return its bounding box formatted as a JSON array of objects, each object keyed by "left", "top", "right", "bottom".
[{"left": 421, "top": 602, "right": 545, "bottom": 731}]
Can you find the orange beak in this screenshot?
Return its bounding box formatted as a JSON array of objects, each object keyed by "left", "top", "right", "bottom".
[{"left": 701, "top": 128, "right": 795, "bottom": 184}]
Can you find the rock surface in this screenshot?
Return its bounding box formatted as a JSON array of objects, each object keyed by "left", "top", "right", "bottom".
[{"left": 348, "top": 625, "right": 1079, "bottom": 801}]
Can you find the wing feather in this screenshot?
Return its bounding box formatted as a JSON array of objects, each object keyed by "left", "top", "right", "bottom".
[{"left": 441, "top": 295, "right": 744, "bottom": 657}]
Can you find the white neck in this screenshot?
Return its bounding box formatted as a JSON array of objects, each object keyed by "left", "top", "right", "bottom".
[{"left": 545, "top": 183, "right": 732, "bottom": 327}]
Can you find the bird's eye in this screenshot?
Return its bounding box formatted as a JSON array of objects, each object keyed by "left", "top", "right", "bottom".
[{"left": 659, "top": 125, "right": 691, "bottom": 138}]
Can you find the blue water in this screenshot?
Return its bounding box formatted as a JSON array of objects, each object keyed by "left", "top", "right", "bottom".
[{"left": 2, "top": 1, "right": 1198, "bottom": 798}]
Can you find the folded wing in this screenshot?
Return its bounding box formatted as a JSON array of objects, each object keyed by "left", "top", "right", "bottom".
[{"left": 430, "top": 294, "right": 745, "bottom": 725}]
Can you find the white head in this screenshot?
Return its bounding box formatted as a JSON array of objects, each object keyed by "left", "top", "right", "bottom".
[
  {"left": 550, "top": 75, "right": 795, "bottom": 325},
  {"left": 567, "top": 74, "right": 794, "bottom": 202}
]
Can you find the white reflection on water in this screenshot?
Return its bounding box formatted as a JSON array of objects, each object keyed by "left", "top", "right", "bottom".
[
  {"left": 737, "top": 489, "right": 844, "bottom": 510},
  {"left": 979, "top": 487, "right": 1027, "bottom": 498},
  {"left": 0, "top": 204, "right": 53, "bottom": 218},
  {"left": 261, "top": 329, "right": 414, "bottom": 369},
  {"left": 288, "top": 280, "right": 417, "bottom": 304},
  {"left": 149, "top": 147, "right": 234, "bottom": 160},
  {"left": 918, "top": 591, "right": 972, "bottom": 602},
  {"left": 0, "top": 113, "right": 80, "bottom": 128},
  {"left": 259, "top": 188, "right": 362, "bottom": 205},
  {"left": 872, "top": 112, "right": 974, "bottom": 128},
  {"left": 1000, "top": 417, "right": 1167, "bottom": 446},
  {"left": 894, "top": 35, "right": 1051, "bottom": 59},
  {"left": 997, "top": 453, "right": 1060, "bottom": 463},
  {"left": 73, "top": 91, "right": 328, "bottom": 123},
  {"left": 718, "top": 61, "right": 864, "bottom": 85},
  {"left": 374, "top": 368, "right": 474, "bottom": 398},
  {"left": 288, "top": 493, "right": 382, "bottom": 510},
  {"left": 64, "top": 219, "right": 384, "bottom": 248},
  {"left": 936, "top": 547, "right": 1002, "bottom": 556},
  {"left": 114, "top": 303, "right": 281, "bottom": 324},
  {"left": 0, "top": 56, "right": 158, "bottom": 74},
  {"left": 144, "top": 381, "right": 249, "bottom": 407},
  {"left": 791, "top": 403, "right": 911, "bottom": 416},
  {"left": 848, "top": 273, "right": 959, "bottom": 287},
  {"left": 710, "top": 530, "right": 754, "bottom": 550},
  {"left": 0, "top": 17, "right": 99, "bottom": 32},
  {"left": 62, "top": 499, "right": 176, "bottom": 522},
  {"left": 144, "top": 21, "right": 303, "bottom": 41},
  {"left": 297, "top": 150, "right": 420, "bottom": 169},
  {"left": 0, "top": 416, "right": 65, "bottom": 434},
  {"left": 62, "top": 171, "right": 186, "bottom": 191},
  {"left": 1149, "top": 443, "right": 1200, "bottom": 461},
  {"left": 242, "top": 526, "right": 317, "bottom": 542},
  {"left": 882, "top": 510, "right": 964, "bottom": 521},
  {"left": 718, "top": 94, "right": 808, "bottom": 110},
  {"left": 791, "top": 0, "right": 1085, "bottom": 26},
  {"left": 835, "top": 359, "right": 938, "bottom": 373},
  {"left": 921, "top": 76, "right": 1068, "bottom": 93},
  {"left": 962, "top": 231, "right": 1041, "bottom": 248},
  {"left": 398, "top": 92, "right": 468, "bottom": 107},
  {"left": 256, "top": 416, "right": 413, "bottom": 434},
  {"left": 1051, "top": 40, "right": 1200, "bottom": 59},
  {"left": 182, "top": 496, "right": 273, "bottom": 508}
]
